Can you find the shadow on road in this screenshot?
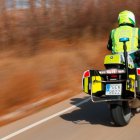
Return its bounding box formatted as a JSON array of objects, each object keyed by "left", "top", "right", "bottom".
[{"left": 60, "top": 97, "right": 115, "bottom": 127}]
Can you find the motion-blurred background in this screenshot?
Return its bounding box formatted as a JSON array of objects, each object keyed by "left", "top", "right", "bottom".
[{"left": 1, "top": 0, "right": 140, "bottom": 122}]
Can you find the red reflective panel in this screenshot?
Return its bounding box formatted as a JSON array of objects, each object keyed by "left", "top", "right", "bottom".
[
  {"left": 84, "top": 70, "right": 90, "bottom": 78},
  {"left": 137, "top": 68, "right": 140, "bottom": 75}
]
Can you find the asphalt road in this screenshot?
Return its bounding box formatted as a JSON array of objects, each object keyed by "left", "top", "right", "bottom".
[{"left": 1, "top": 93, "right": 140, "bottom": 140}]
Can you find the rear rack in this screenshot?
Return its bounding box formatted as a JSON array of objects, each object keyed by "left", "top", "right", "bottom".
[
  {"left": 90, "top": 78, "right": 136, "bottom": 103},
  {"left": 93, "top": 79, "right": 126, "bottom": 83},
  {"left": 93, "top": 77, "right": 135, "bottom": 83}
]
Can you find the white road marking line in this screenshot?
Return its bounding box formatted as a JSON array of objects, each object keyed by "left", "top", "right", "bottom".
[{"left": 1, "top": 97, "right": 90, "bottom": 140}]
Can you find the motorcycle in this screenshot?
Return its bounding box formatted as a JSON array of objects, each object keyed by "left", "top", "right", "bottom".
[{"left": 82, "top": 37, "right": 140, "bottom": 126}]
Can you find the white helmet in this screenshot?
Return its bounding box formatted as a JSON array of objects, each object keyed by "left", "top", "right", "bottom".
[{"left": 118, "top": 10, "right": 136, "bottom": 26}]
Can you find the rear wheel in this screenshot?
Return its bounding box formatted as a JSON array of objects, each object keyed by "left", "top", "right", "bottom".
[{"left": 110, "top": 102, "right": 131, "bottom": 126}]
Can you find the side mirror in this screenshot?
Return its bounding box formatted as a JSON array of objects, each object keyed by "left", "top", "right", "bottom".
[{"left": 119, "top": 37, "right": 129, "bottom": 42}]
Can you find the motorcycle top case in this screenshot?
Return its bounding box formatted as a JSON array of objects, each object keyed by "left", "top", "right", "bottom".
[
  {"left": 104, "top": 54, "right": 122, "bottom": 65},
  {"left": 82, "top": 70, "right": 103, "bottom": 94},
  {"left": 104, "top": 54, "right": 134, "bottom": 69}
]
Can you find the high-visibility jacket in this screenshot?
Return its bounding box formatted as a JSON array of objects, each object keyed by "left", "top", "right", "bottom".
[
  {"left": 111, "top": 25, "right": 138, "bottom": 54},
  {"left": 111, "top": 26, "right": 138, "bottom": 53}
]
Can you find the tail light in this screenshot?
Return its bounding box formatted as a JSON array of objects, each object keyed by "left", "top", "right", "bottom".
[
  {"left": 83, "top": 70, "right": 90, "bottom": 78},
  {"left": 110, "top": 74, "right": 118, "bottom": 78}
]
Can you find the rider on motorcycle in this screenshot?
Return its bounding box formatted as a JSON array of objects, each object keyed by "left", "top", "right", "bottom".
[
  {"left": 107, "top": 10, "right": 140, "bottom": 66},
  {"left": 107, "top": 10, "right": 140, "bottom": 96}
]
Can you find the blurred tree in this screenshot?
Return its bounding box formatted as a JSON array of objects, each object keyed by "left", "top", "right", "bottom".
[
  {"left": 0, "top": 0, "right": 140, "bottom": 53},
  {"left": 27, "top": 0, "right": 40, "bottom": 54},
  {"left": 0, "top": 0, "right": 15, "bottom": 50}
]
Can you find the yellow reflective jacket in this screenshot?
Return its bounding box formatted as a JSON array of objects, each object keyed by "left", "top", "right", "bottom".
[{"left": 110, "top": 25, "right": 138, "bottom": 53}]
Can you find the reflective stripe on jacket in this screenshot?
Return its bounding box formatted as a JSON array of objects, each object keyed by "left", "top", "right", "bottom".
[{"left": 111, "top": 26, "right": 138, "bottom": 53}]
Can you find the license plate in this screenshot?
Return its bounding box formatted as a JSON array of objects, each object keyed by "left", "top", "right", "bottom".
[{"left": 105, "top": 84, "right": 122, "bottom": 95}]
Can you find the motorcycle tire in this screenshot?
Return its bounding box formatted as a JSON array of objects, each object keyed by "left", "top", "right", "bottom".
[{"left": 110, "top": 102, "right": 131, "bottom": 126}]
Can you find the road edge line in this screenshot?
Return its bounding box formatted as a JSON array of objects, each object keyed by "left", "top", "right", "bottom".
[{"left": 1, "top": 97, "right": 90, "bottom": 140}]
